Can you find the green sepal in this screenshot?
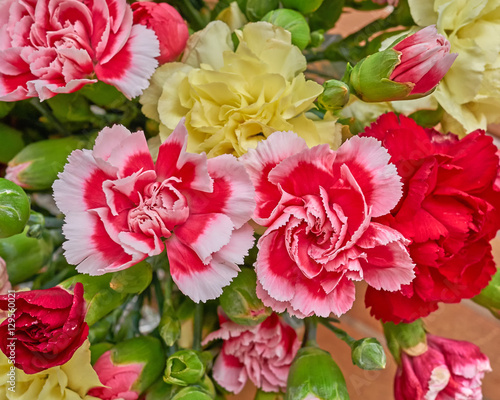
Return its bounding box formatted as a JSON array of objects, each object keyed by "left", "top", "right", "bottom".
[
  {"left": 164, "top": 349, "right": 209, "bottom": 386},
  {"left": 219, "top": 267, "right": 271, "bottom": 326},
  {"left": 255, "top": 390, "right": 284, "bottom": 400},
  {"left": 286, "top": 346, "right": 349, "bottom": 400},
  {"left": 109, "top": 260, "right": 153, "bottom": 294},
  {"left": 280, "top": 0, "right": 324, "bottom": 14},
  {"left": 473, "top": 266, "right": 500, "bottom": 319},
  {"left": 349, "top": 49, "right": 413, "bottom": 102},
  {"left": 0, "top": 178, "right": 30, "bottom": 238},
  {"left": 245, "top": 0, "right": 279, "bottom": 21},
  {"left": 0, "top": 123, "right": 24, "bottom": 164},
  {"left": 383, "top": 320, "right": 427, "bottom": 364},
  {"left": 317, "top": 79, "right": 350, "bottom": 112}
]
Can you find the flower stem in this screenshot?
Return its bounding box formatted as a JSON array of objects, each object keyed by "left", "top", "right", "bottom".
[
  {"left": 303, "top": 317, "right": 318, "bottom": 347},
  {"left": 192, "top": 302, "right": 204, "bottom": 351},
  {"left": 319, "top": 319, "right": 356, "bottom": 347},
  {"left": 29, "top": 98, "right": 66, "bottom": 136}
]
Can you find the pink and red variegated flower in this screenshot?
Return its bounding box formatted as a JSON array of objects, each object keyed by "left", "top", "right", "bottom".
[
  {"left": 202, "top": 311, "right": 300, "bottom": 394},
  {"left": 241, "top": 131, "right": 415, "bottom": 318},
  {"left": 53, "top": 120, "right": 255, "bottom": 303},
  {"left": 0, "top": 0, "right": 160, "bottom": 101}
]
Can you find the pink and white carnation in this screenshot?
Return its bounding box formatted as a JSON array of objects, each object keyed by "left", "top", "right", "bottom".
[
  {"left": 53, "top": 119, "right": 255, "bottom": 302},
  {"left": 202, "top": 311, "right": 300, "bottom": 394},
  {"left": 241, "top": 131, "right": 415, "bottom": 318},
  {"left": 0, "top": 0, "right": 160, "bottom": 101},
  {"left": 395, "top": 335, "right": 491, "bottom": 400}
]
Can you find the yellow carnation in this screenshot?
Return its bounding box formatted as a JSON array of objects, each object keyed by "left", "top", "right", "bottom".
[
  {"left": 141, "top": 21, "right": 342, "bottom": 157},
  {"left": 408, "top": 0, "right": 500, "bottom": 134},
  {"left": 0, "top": 340, "right": 103, "bottom": 400}
]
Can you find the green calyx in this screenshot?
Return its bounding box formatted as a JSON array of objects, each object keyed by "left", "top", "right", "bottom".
[
  {"left": 383, "top": 320, "right": 427, "bottom": 364},
  {"left": 0, "top": 178, "right": 30, "bottom": 238}
]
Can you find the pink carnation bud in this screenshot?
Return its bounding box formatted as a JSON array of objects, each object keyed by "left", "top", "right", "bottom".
[
  {"left": 390, "top": 25, "right": 458, "bottom": 95},
  {"left": 88, "top": 351, "right": 143, "bottom": 400},
  {"left": 132, "top": 2, "right": 189, "bottom": 64},
  {"left": 395, "top": 334, "right": 491, "bottom": 400}
]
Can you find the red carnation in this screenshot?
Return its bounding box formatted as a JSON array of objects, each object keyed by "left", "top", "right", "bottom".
[
  {"left": 0, "top": 283, "right": 88, "bottom": 373},
  {"left": 361, "top": 113, "right": 500, "bottom": 323}
]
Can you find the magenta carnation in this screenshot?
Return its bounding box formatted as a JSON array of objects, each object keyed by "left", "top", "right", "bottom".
[
  {"left": 53, "top": 120, "right": 255, "bottom": 302},
  {"left": 241, "top": 131, "right": 415, "bottom": 318}
]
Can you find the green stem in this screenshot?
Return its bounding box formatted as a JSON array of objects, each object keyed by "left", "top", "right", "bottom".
[
  {"left": 192, "top": 302, "right": 204, "bottom": 351},
  {"left": 303, "top": 317, "right": 318, "bottom": 347},
  {"left": 29, "top": 98, "right": 66, "bottom": 136},
  {"left": 319, "top": 319, "right": 356, "bottom": 347},
  {"left": 169, "top": 0, "right": 208, "bottom": 31}
]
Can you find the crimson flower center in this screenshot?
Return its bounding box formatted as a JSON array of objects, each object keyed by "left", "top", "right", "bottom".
[{"left": 127, "top": 179, "right": 189, "bottom": 239}]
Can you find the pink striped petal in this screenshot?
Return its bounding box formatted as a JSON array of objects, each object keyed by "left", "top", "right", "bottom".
[
  {"left": 210, "top": 223, "right": 255, "bottom": 266},
  {"left": 93, "top": 124, "right": 133, "bottom": 161},
  {"left": 156, "top": 119, "right": 213, "bottom": 192},
  {"left": 411, "top": 52, "right": 457, "bottom": 94},
  {"left": 106, "top": 130, "right": 155, "bottom": 176},
  {"left": 53, "top": 149, "right": 114, "bottom": 214},
  {"left": 334, "top": 136, "right": 402, "bottom": 217},
  {"left": 95, "top": 24, "right": 159, "bottom": 99},
  {"left": 212, "top": 350, "right": 247, "bottom": 394},
  {"left": 174, "top": 213, "right": 234, "bottom": 263},
  {"left": 240, "top": 130, "right": 308, "bottom": 225},
  {"left": 166, "top": 236, "right": 240, "bottom": 302}
]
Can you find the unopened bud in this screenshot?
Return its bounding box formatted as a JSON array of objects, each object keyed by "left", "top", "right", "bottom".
[
  {"left": 164, "top": 349, "right": 210, "bottom": 386},
  {"left": 219, "top": 267, "right": 271, "bottom": 326},
  {"left": 351, "top": 338, "right": 386, "bottom": 370},
  {"left": 6, "top": 136, "right": 85, "bottom": 191},
  {"left": 243, "top": 0, "right": 279, "bottom": 21},
  {"left": 261, "top": 9, "right": 311, "bottom": 50},
  {"left": 318, "top": 80, "right": 350, "bottom": 112},
  {"left": 286, "top": 346, "right": 349, "bottom": 400},
  {"left": 0, "top": 178, "right": 30, "bottom": 238}
]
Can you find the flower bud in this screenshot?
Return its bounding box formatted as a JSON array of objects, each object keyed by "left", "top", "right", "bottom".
[
  {"left": 132, "top": 2, "right": 189, "bottom": 64},
  {"left": 348, "top": 25, "right": 457, "bottom": 102},
  {"left": 244, "top": 0, "right": 279, "bottom": 21},
  {"left": 473, "top": 266, "right": 500, "bottom": 319},
  {"left": 255, "top": 390, "right": 284, "bottom": 400},
  {"left": 89, "top": 336, "right": 165, "bottom": 399},
  {"left": 6, "top": 136, "right": 85, "bottom": 191},
  {"left": 318, "top": 80, "right": 350, "bottom": 111},
  {"left": 286, "top": 346, "right": 349, "bottom": 400},
  {"left": 351, "top": 338, "right": 386, "bottom": 370},
  {"left": 261, "top": 9, "right": 310, "bottom": 50},
  {"left": 281, "top": 0, "right": 324, "bottom": 14},
  {"left": 0, "top": 178, "right": 30, "bottom": 238},
  {"left": 383, "top": 320, "right": 427, "bottom": 363},
  {"left": 219, "top": 267, "right": 271, "bottom": 326},
  {"left": 164, "top": 349, "right": 211, "bottom": 386},
  {"left": 310, "top": 30, "right": 325, "bottom": 48},
  {"left": 0, "top": 228, "right": 53, "bottom": 284}
]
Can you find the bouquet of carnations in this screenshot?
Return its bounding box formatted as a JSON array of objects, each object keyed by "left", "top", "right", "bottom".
[{"left": 0, "top": 0, "right": 499, "bottom": 399}]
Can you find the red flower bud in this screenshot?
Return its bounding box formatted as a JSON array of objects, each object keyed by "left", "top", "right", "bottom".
[
  {"left": 132, "top": 2, "right": 189, "bottom": 64},
  {"left": 390, "top": 25, "right": 457, "bottom": 95}
]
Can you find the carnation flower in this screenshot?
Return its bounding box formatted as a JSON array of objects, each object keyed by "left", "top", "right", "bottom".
[
  {"left": 0, "top": 0, "right": 160, "bottom": 101},
  {"left": 0, "top": 340, "right": 102, "bottom": 400},
  {"left": 53, "top": 120, "right": 255, "bottom": 303},
  {"left": 140, "top": 21, "right": 343, "bottom": 157},
  {"left": 241, "top": 130, "right": 415, "bottom": 318},
  {"left": 202, "top": 312, "right": 300, "bottom": 393},
  {"left": 395, "top": 335, "right": 491, "bottom": 400},
  {"left": 362, "top": 113, "right": 500, "bottom": 323},
  {"left": 408, "top": 0, "right": 500, "bottom": 134},
  {"left": 0, "top": 283, "right": 88, "bottom": 374}
]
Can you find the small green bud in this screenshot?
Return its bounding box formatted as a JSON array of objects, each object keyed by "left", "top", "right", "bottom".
[
  {"left": 348, "top": 50, "right": 413, "bottom": 102},
  {"left": 245, "top": 0, "right": 279, "bottom": 21},
  {"left": 171, "top": 386, "right": 213, "bottom": 400},
  {"left": 280, "top": 0, "right": 324, "bottom": 14},
  {"left": 473, "top": 267, "right": 500, "bottom": 319},
  {"left": 286, "top": 346, "right": 349, "bottom": 400},
  {"left": 0, "top": 228, "right": 53, "bottom": 284},
  {"left": 318, "top": 80, "right": 350, "bottom": 112},
  {"left": 351, "top": 338, "right": 386, "bottom": 370},
  {"left": 0, "top": 178, "right": 30, "bottom": 238},
  {"left": 261, "top": 9, "right": 311, "bottom": 50},
  {"left": 159, "top": 311, "right": 182, "bottom": 347},
  {"left": 164, "top": 349, "right": 207, "bottom": 386},
  {"left": 310, "top": 30, "right": 325, "bottom": 48},
  {"left": 219, "top": 268, "right": 271, "bottom": 326},
  {"left": 6, "top": 136, "right": 86, "bottom": 191}
]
